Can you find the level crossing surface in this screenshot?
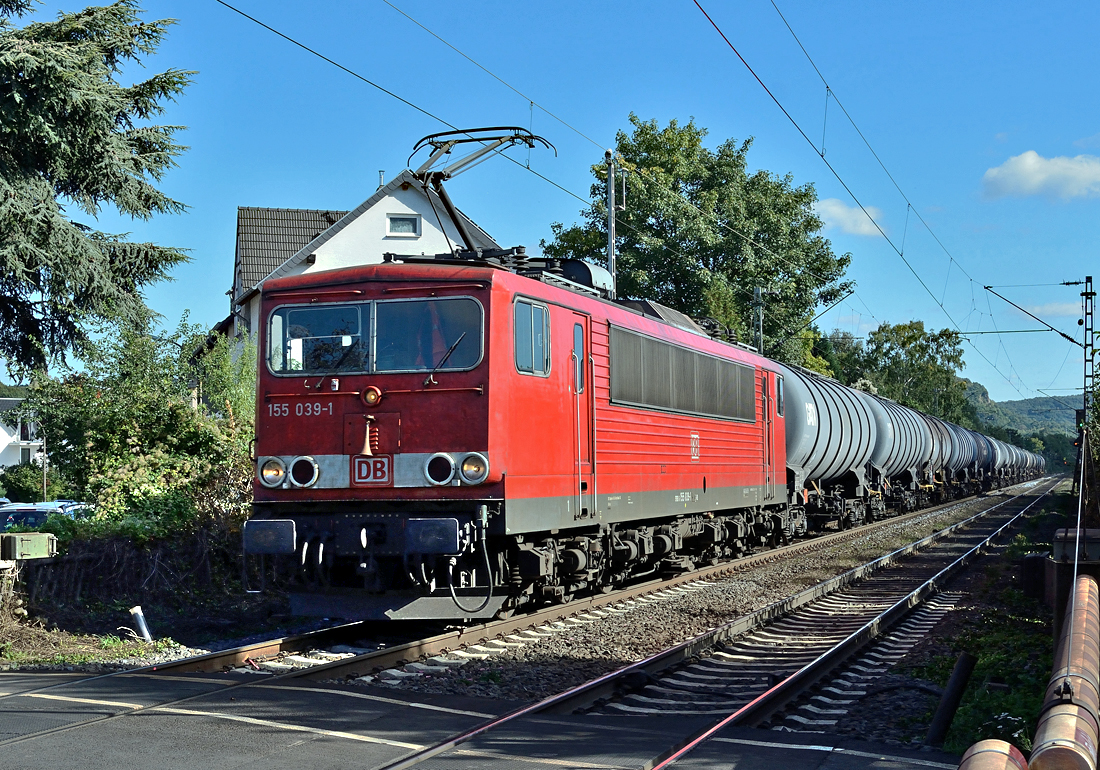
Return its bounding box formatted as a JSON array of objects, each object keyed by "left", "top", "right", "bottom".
[{"left": 0, "top": 671, "right": 959, "bottom": 769}]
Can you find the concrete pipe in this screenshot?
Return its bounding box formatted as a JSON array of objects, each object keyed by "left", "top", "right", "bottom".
[
  {"left": 958, "top": 739, "right": 1029, "bottom": 770},
  {"left": 1030, "top": 574, "right": 1100, "bottom": 770}
]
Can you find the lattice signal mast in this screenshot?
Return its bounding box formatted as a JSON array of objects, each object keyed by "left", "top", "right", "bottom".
[{"left": 1085, "top": 275, "right": 1095, "bottom": 415}]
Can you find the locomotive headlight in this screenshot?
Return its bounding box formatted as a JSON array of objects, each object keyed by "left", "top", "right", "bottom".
[
  {"left": 361, "top": 386, "right": 383, "bottom": 407},
  {"left": 459, "top": 453, "right": 490, "bottom": 485},
  {"left": 424, "top": 453, "right": 456, "bottom": 485},
  {"left": 259, "top": 458, "right": 286, "bottom": 488},
  {"left": 289, "top": 456, "right": 320, "bottom": 488}
]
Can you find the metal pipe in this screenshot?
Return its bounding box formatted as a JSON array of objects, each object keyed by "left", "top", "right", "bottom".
[
  {"left": 958, "top": 739, "right": 1029, "bottom": 770},
  {"left": 1030, "top": 573, "right": 1100, "bottom": 770},
  {"left": 129, "top": 605, "right": 153, "bottom": 643},
  {"left": 430, "top": 176, "right": 477, "bottom": 252},
  {"left": 925, "top": 651, "right": 978, "bottom": 747}
]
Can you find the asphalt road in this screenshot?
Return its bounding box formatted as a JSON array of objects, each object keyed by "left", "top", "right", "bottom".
[{"left": 0, "top": 670, "right": 962, "bottom": 769}]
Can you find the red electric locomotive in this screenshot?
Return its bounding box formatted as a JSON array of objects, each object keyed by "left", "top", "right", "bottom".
[{"left": 244, "top": 249, "right": 796, "bottom": 619}]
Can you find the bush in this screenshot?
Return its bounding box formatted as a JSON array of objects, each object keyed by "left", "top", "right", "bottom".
[
  {"left": 0, "top": 462, "right": 70, "bottom": 503},
  {"left": 15, "top": 318, "right": 256, "bottom": 545}
]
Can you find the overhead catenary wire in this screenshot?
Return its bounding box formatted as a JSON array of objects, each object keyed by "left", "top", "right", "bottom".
[
  {"left": 378, "top": 0, "right": 871, "bottom": 314},
  {"left": 219, "top": 0, "right": 1050, "bottom": 398},
  {"left": 983, "top": 285, "right": 1082, "bottom": 347},
  {"left": 765, "top": 0, "right": 1083, "bottom": 398},
  {"left": 217, "top": 0, "right": 857, "bottom": 336},
  {"left": 691, "top": 0, "right": 1037, "bottom": 399}
]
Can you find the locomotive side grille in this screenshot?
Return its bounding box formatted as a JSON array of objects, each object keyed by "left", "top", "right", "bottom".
[
  {"left": 671, "top": 345, "right": 696, "bottom": 413},
  {"left": 610, "top": 328, "right": 644, "bottom": 404},
  {"left": 696, "top": 355, "right": 719, "bottom": 416},
  {"left": 610, "top": 326, "right": 756, "bottom": 422},
  {"left": 642, "top": 336, "right": 672, "bottom": 408}
]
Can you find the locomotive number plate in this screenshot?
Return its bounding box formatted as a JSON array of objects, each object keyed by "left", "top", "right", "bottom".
[{"left": 352, "top": 455, "right": 392, "bottom": 486}]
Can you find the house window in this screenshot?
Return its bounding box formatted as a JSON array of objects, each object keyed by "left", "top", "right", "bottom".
[
  {"left": 387, "top": 214, "right": 421, "bottom": 237},
  {"left": 20, "top": 447, "right": 31, "bottom": 464}
]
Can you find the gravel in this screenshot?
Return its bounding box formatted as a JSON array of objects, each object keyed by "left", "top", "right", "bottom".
[{"left": 346, "top": 493, "right": 1010, "bottom": 701}]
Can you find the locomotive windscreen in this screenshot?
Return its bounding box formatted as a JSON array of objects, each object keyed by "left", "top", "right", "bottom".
[
  {"left": 267, "top": 297, "right": 482, "bottom": 375},
  {"left": 375, "top": 298, "right": 481, "bottom": 371},
  {"left": 268, "top": 304, "right": 365, "bottom": 374}
]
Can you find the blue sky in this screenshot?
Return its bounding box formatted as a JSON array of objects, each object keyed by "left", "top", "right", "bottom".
[{"left": 24, "top": 0, "right": 1099, "bottom": 405}]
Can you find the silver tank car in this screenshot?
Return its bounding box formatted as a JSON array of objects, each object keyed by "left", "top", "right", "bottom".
[
  {"left": 969, "top": 430, "right": 994, "bottom": 477},
  {"left": 943, "top": 421, "right": 978, "bottom": 477},
  {"left": 919, "top": 413, "right": 953, "bottom": 480},
  {"left": 864, "top": 394, "right": 931, "bottom": 482},
  {"left": 775, "top": 364, "right": 877, "bottom": 488}
]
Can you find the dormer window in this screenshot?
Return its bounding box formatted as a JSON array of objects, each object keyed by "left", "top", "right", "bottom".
[{"left": 387, "top": 214, "right": 421, "bottom": 237}]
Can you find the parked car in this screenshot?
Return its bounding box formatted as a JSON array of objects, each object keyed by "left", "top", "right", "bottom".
[{"left": 1, "top": 501, "right": 89, "bottom": 531}]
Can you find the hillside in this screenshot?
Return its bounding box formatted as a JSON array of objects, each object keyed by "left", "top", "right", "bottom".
[{"left": 964, "top": 380, "right": 1077, "bottom": 436}]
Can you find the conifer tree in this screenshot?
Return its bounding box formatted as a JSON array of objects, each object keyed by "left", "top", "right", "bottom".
[{"left": 0, "top": 0, "right": 192, "bottom": 371}]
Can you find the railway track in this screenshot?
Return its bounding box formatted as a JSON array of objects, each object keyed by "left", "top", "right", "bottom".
[
  {"left": 3, "top": 482, "right": 1042, "bottom": 690},
  {"left": 367, "top": 477, "right": 1057, "bottom": 769},
  {"left": 0, "top": 479, "right": 1050, "bottom": 758},
  {"left": 159, "top": 481, "right": 1044, "bottom": 681}
]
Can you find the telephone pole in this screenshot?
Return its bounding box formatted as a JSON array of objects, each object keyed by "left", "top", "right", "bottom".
[{"left": 753, "top": 287, "right": 779, "bottom": 355}]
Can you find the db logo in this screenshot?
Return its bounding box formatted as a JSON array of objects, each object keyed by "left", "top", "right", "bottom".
[
  {"left": 353, "top": 455, "right": 391, "bottom": 485},
  {"left": 690, "top": 432, "right": 700, "bottom": 462}
]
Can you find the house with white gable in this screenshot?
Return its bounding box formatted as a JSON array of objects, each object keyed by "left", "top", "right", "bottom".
[
  {"left": 227, "top": 168, "right": 499, "bottom": 340},
  {"left": 0, "top": 399, "right": 41, "bottom": 468}
]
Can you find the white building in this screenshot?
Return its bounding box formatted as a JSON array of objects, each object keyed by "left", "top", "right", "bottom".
[
  {"left": 0, "top": 399, "right": 40, "bottom": 468},
  {"left": 227, "top": 169, "right": 498, "bottom": 340}
]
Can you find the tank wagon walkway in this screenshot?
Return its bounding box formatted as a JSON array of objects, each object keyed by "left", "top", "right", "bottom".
[{"left": 0, "top": 672, "right": 958, "bottom": 769}]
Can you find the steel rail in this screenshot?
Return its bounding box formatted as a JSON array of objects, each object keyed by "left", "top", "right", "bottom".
[
  {"left": 0, "top": 479, "right": 1051, "bottom": 753},
  {"left": 288, "top": 484, "right": 1033, "bottom": 682},
  {"left": 367, "top": 479, "right": 1056, "bottom": 770},
  {"left": 646, "top": 478, "right": 1058, "bottom": 769},
  {"left": 2, "top": 480, "right": 1039, "bottom": 694}
]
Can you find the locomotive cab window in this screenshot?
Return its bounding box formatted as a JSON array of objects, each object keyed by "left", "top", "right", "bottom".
[
  {"left": 267, "top": 297, "right": 482, "bottom": 376},
  {"left": 515, "top": 299, "right": 550, "bottom": 375},
  {"left": 776, "top": 375, "right": 784, "bottom": 416},
  {"left": 375, "top": 298, "right": 482, "bottom": 372},
  {"left": 268, "top": 304, "right": 364, "bottom": 373}
]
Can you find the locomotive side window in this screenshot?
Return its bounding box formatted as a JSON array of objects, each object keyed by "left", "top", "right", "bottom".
[
  {"left": 776, "top": 375, "right": 784, "bottom": 416},
  {"left": 609, "top": 326, "right": 755, "bottom": 422},
  {"left": 268, "top": 304, "right": 364, "bottom": 374},
  {"left": 514, "top": 300, "right": 550, "bottom": 376},
  {"left": 375, "top": 298, "right": 482, "bottom": 372}
]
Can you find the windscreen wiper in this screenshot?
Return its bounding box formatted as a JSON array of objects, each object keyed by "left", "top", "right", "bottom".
[
  {"left": 423, "top": 332, "right": 467, "bottom": 387},
  {"left": 312, "top": 340, "right": 360, "bottom": 390}
]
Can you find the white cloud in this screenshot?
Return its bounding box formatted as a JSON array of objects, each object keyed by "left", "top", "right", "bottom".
[
  {"left": 1075, "top": 132, "right": 1100, "bottom": 149},
  {"left": 814, "top": 198, "right": 883, "bottom": 236},
  {"left": 1023, "top": 301, "right": 1080, "bottom": 318},
  {"left": 983, "top": 150, "right": 1100, "bottom": 199}
]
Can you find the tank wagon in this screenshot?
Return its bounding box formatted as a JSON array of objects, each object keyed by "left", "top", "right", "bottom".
[{"left": 243, "top": 250, "right": 1045, "bottom": 620}]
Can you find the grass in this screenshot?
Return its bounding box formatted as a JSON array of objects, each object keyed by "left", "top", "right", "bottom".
[
  {"left": 904, "top": 489, "right": 1074, "bottom": 755},
  {"left": 0, "top": 615, "right": 183, "bottom": 668}
]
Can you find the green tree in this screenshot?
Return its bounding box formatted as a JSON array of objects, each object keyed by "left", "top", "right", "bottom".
[
  {"left": 861, "top": 321, "right": 972, "bottom": 423},
  {"left": 541, "top": 115, "right": 852, "bottom": 367},
  {"left": 16, "top": 319, "right": 255, "bottom": 537},
  {"left": 0, "top": 1, "right": 192, "bottom": 372},
  {"left": 0, "top": 460, "right": 68, "bottom": 502}
]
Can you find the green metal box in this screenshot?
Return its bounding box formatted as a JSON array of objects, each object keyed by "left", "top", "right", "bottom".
[{"left": 0, "top": 533, "right": 58, "bottom": 560}]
